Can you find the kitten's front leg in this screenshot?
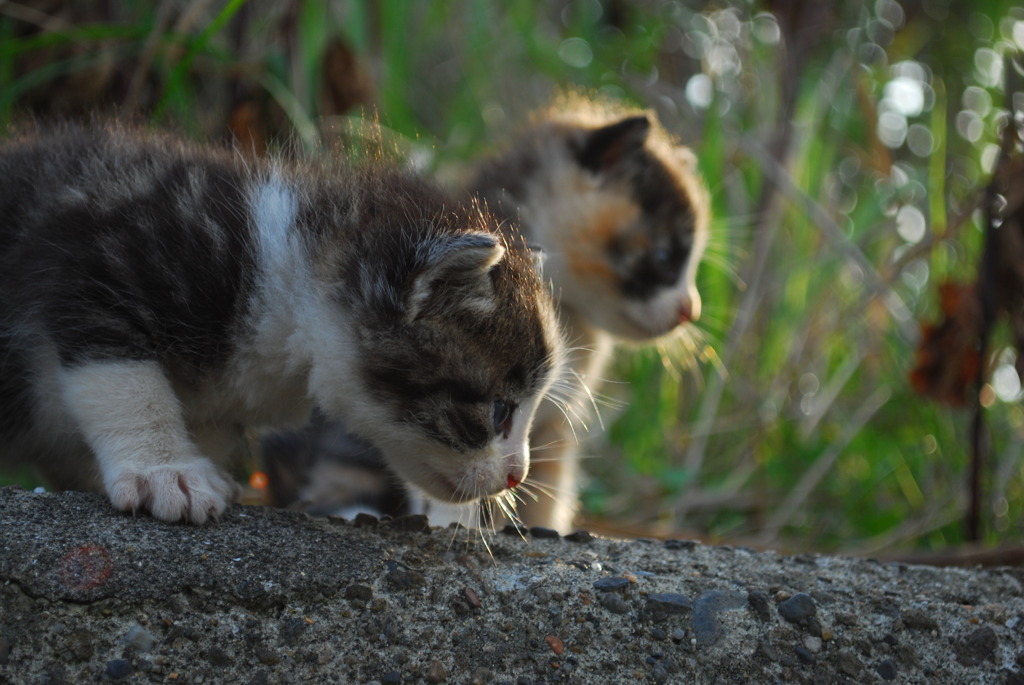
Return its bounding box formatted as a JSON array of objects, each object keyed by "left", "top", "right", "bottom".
[{"left": 59, "top": 360, "right": 240, "bottom": 524}]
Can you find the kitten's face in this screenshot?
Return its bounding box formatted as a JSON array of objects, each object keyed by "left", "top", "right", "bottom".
[
  {"left": 314, "top": 232, "right": 562, "bottom": 505},
  {"left": 526, "top": 115, "right": 709, "bottom": 342}
]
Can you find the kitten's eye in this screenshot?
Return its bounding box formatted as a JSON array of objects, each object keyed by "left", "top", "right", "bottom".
[
  {"left": 649, "top": 246, "right": 683, "bottom": 285},
  {"left": 493, "top": 399, "right": 515, "bottom": 439}
]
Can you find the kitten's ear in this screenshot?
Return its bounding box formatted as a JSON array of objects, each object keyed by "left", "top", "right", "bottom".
[
  {"left": 407, "top": 232, "right": 506, "bottom": 320},
  {"left": 577, "top": 115, "right": 651, "bottom": 174}
]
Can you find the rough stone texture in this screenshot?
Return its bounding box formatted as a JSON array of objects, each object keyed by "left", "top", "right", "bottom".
[{"left": 2, "top": 487, "right": 1024, "bottom": 684}]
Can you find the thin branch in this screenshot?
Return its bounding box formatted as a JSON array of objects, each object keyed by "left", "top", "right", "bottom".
[
  {"left": 739, "top": 135, "right": 918, "bottom": 342},
  {"left": 757, "top": 386, "right": 892, "bottom": 544}
]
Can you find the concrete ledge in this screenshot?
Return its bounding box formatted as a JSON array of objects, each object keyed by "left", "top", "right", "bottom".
[{"left": 1, "top": 487, "right": 1023, "bottom": 683}]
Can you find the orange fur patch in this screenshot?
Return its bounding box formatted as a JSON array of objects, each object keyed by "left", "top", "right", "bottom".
[
  {"left": 565, "top": 196, "right": 639, "bottom": 283},
  {"left": 566, "top": 252, "right": 617, "bottom": 281}
]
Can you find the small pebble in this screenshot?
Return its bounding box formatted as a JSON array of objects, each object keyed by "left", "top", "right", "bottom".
[
  {"left": 464, "top": 587, "right": 481, "bottom": 609},
  {"left": 502, "top": 523, "right": 529, "bottom": 536},
  {"left": 254, "top": 643, "right": 281, "bottom": 666},
  {"left": 794, "top": 645, "right": 815, "bottom": 664},
  {"left": 206, "top": 647, "right": 233, "bottom": 667},
  {"left": 692, "top": 589, "right": 745, "bottom": 646},
  {"left": 593, "top": 577, "right": 630, "bottom": 591},
  {"left": 872, "top": 597, "right": 900, "bottom": 617},
  {"left": 120, "top": 625, "right": 155, "bottom": 653},
  {"left": 954, "top": 625, "right": 998, "bottom": 666},
  {"left": 647, "top": 593, "right": 693, "bottom": 615},
  {"left": 353, "top": 512, "right": 379, "bottom": 527},
  {"left": 600, "top": 593, "right": 630, "bottom": 615},
  {"left": 837, "top": 650, "right": 864, "bottom": 678},
  {"left": 663, "top": 539, "right": 697, "bottom": 551},
  {"left": 546, "top": 634, "right": 564, "bottom": 655},
  {"left": 386, "top": 568, "right": 426, "bottom": 590},
  {"left": 564, "top": 530, "right": 594, "bottom": 543},
  {"left": 382, "top": 671, "right": 402, "bottom": 685},
  {"left": 804, "top": 636, "right": 822, "bottom": 653},
  {"left": 836, "top": 612, "right": 858, "bottom": 626},
  {"left": 106, "top": 659, "right": 132, "bottom": 680},
  {"left": 747, "top": 590, "right": 772, "bottom": 622},
  {"left": 0, "top": 635, "right": 9, "bottom": 665},
  {"left": 426, "top": 660, "right": 447, "bottom": 684},
  {"left": 346, "top": 584, "right": 374, "bottom": 601},
  {"left": 901, "top": 609, "right": 940, "bottom": 633},
  {"left": 876, "top": 658, "right": 897, "bottom": 681},
  {"left": 778, "top": 593, "right": 817, "bottom": 624},
  {"left": 530, "top": 526, "right": 560, "bottom": 539},
  {"left": 388, "top": 514, "right": 431, "bottom": 533},
  {"left": 67, "top": 628, "right": 96, "bottom": 661},
  {"left": 757, "top": 640, "right": 781, "bottom": 662}
]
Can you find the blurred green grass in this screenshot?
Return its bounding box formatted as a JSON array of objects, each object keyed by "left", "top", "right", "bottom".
[{"left": 2, "top": 0, "right": 1023, "bottom": 553}]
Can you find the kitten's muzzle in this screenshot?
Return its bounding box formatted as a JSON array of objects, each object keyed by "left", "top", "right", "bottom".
[
  {"left": 425, "top": 455, "right": 527, "bottom": 503},
  {"left": 678, "top": 293, "right": 701, "bottom": 324}
]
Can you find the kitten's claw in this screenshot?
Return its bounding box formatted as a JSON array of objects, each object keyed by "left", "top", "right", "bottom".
[{"left": 106, "top": 460, "right": 240, "bottom": 524}]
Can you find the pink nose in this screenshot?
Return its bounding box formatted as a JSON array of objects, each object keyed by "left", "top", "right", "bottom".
[
  {"left": 505, "top": 456, "right": 527, "bottom": 491},
  {"left": 678, "top": 294, "right": 701, "bottom": 324},
  {"left": 678, "top": 300, "right": 694, "bottom": 324}
]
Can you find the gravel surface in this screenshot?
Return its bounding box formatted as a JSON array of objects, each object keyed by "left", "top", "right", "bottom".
[{"left": 2, "top": 486, "right": 1024, "bottom": 683}]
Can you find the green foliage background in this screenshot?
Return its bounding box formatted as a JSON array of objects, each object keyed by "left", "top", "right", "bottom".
[{"left": 3, "top": 0, "right": 1023, "bottom": 553}]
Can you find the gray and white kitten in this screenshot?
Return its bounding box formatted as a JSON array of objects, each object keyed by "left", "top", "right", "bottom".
[
  {"left": 0, "top": 123, "right": 563, "bottom": 524},
  {"left": 265, "top": 99, "right": 709, "bottom": 532}
]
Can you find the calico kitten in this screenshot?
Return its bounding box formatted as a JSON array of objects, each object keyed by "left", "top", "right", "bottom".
[
  {"left": 264, "top": 98, "right": 709, "bottom": 532},
  {"left": 0, "top": 123, "right": 563, "bottom": 524},
  {"left": 467, "top": 100, "right": 710, "bottom": 530}
]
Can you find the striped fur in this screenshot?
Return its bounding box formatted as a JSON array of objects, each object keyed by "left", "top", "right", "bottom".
[{"left": 0, "top": 124, "right": 563, "bottom": 523}]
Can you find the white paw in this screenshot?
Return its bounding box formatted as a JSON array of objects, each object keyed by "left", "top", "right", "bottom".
[{"left": 105, "top": 459, "right": 241, "bottom": 524}]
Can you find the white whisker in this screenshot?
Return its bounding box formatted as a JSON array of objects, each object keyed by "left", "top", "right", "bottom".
[
  {"left": 527, "top": 440, "right": 566, "bottom": 454},
  {"left": 527, "top": 451, "right": 599, "bottom": 464},
  {"left": 569, "top": 368, "right": 605, "bottom": 431},
  {"left": 518, "top": 477, "right": 575, "bottom": 499}
]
